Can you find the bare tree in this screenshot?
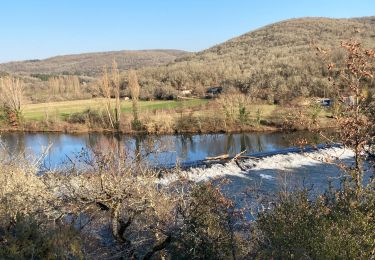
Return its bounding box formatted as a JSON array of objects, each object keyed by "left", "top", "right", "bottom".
[
  {"left": 0, "top": 76, "right": 24, "bottom": 126},
  {"left": 97, "top": 61, "right": 122, "bottom": 130},
  {"left": 317, "top": 40, "right": 375, "bottom": 194},
  {"left": 128, "top": 70, "right": 140, "bottom": 129},
  {"left": 112, "top": 60, "right": 121, "bottom": 130},
  {"left": 100, "top": 65, "right": 115, "bottom": 129},
  {"left": 48, "top": 75, "right": 81, "bottom": 98}
]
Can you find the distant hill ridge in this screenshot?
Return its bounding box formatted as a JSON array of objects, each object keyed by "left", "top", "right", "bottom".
[{"left": 0, "top": 49, "right": 188, "bottom": 77}]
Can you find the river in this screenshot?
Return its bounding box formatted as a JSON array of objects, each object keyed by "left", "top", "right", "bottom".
[{"left": 0, "top": 131, "right": 327, "bottom": 169}]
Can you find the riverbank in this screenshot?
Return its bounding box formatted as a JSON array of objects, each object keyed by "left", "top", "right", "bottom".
[
  {"left": 0, "top": 122, "right": 280, "bottom": 134},
  {"left": 0, "top": 98, "right": 335, "bottom": 134}
]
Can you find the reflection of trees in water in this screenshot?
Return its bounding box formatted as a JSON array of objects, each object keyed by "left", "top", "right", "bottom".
[
  {"left": 149, "top": 135, "right": 175, "bottom": 165},
  {"left": 225, "top": 134, "right": 235, "bottom": 155},
  {"left": 86, "top": 134, "right": 110, "bottom": 153},
  {"left": 177, "top": 134, "right": 226, "bottom": 159},
  {"left": 199, "top": 134, "right": 225, "bottom": 157},
  {"left": 85, "top": 134, "right": 124, "bottom": 160},
  {"left": 179, "top": 134, "right": 195, "bottom": 160},
  {"left": 255, "top": 135, "right": 264, "bottom": 152},
  {"left": 224, "top": 134, "right": 265, "bottom": 155},
  {"left": 88, "top": 134, "right": 172, "bottom": 166},
  {"left": 240, "top": 134, "right": 257, "bottom": 153},
  {"left": 278, "top": 131, "right": 326, "bottom": 148},
  {"left": 86, "top": 133, "right": 101, "bottom": 151},
  {"left": 42, "top": 134, "right": 57, "bottom": 169},
  {"left": 122, "top": 134, "right": 176, "bottom": 165},
  {"left": 18, "top": 133, "right": 26, "bottom": 157},
  {"left": 1, "top": 132, "right": 26, "bottom": 157},
  {"left": 241, "top": 134, "right": 258, "bottom": 154},
  {"left": 174, "top": 133, "right": 274, "bottom": 158}
]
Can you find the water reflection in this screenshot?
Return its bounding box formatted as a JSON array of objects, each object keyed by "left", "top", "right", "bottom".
[{"left": 0, "top": 131, "right": 330, "bottom": 169}]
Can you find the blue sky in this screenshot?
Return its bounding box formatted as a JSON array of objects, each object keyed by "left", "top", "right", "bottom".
[{"left": 0, "top": 0, "right": 374, "bottom": 62}]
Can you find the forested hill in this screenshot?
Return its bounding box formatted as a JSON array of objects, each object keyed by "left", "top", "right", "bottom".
[
  {"left": 136, "top": 17, "right": 375, "bottom": 101},
  {"left": 0, "top": 49, "right": 187, "bottom": 77},
  {"left": 181, "top": 17, "right": 375, "bottom": 64}
]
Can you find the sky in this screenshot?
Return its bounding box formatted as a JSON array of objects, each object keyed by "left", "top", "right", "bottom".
[{"left": 0, "top": 0, "right": 374, "bottom": 62}]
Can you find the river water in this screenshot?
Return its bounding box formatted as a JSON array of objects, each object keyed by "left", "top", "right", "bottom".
[{"left": 0, "top": 131, "right": 326, "bottom": 169}]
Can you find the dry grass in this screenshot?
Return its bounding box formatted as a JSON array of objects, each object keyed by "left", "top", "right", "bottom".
[{"left": 141, "top": 111, "right": 175, "bottom": 134}]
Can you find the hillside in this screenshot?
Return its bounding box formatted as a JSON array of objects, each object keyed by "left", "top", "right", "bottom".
[
  {"left": 0, "top": 49, "right": 187, "bottom": 77},
  {"left": 136, "top": 17, "right": 375, "bottom": 101},
  {"left": 180, "top": 17, "right": 375, "bottom": 64}
]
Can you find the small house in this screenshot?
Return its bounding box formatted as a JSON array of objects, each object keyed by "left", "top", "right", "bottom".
[
  {"left": 205, "top": 86, "right": 223, "bottom": 98},
  {"left": 317, "top": 98, "right": 332, "bottom": 107},
  {"left": 180, "top": 89, "right": 192, "bottom": 96}
]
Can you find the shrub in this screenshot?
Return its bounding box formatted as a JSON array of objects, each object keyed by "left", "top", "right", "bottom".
[
  {"left": 0, "top": 152, "right": 84, "bottom": 259},
  {"left": 238, "top": 104, "right": 249, "bottom": 124},
  {"left": 175, "top": 112, "right": 201, "bottom": 132},
  {"left": 199, "top": 113, "right": 227, "bottom": 132},
  {"left": 0, "top": 76, "right": 24, "bottom": 127},
  {"left": 0, "top": 214, "right": 83, "bottom": 259},
  {"left": 131, "top": 118, "right": 143, "bottom": 131},
  {"left": 67, "top": 109, "right": 106, "bottom": 128},
  {"left": 254, "top": 184, "right": 375, "bottom": 259},
  {"left": 309, "top": 102, "right": 323, "bottom": 123},
  {"left": 216, "top": 93, "right": 252, "bottom": 126},
  {"left": 169, "top": 183, "right": 239, "bottom": 259},
  {"left": 154, "top": 85, "right": 178, "bottom": 100},
  {"left": 142, "top": 111, "right": 174, "bottom": 134},
  {"left": 0, "top": 108, "right": 6, "bottom": 122},
  {"left": 330, "top": 99, "right": 342, "bottom": 118},
  {"left": 255, "top": 108, "right": 262, "bottom": 125}
]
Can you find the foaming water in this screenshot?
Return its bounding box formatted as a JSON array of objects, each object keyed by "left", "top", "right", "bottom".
[{"left": 159, "top": 147, "right": 354, "bottom": 185}]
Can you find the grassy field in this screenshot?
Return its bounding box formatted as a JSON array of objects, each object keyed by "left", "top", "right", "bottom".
[
  {"left": 0, "top": 98, "right": 333, "bottom": 134},
  {"left": 22, "top": 98, "right": 209, "bottom": 121}
]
